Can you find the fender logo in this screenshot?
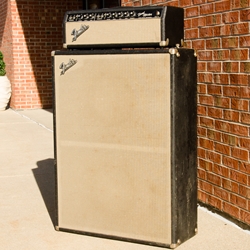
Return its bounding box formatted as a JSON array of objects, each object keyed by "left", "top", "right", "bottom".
[
  {"left": 59, "top": 59, "right": 77, "bottom": 75},
  {"left": 71, "top": 24, "right": 89, "bottom": 42}
]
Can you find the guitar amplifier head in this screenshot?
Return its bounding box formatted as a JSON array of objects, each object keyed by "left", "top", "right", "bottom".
[{"left": 63, "top": 6, "right": 184, "bottom": 49}]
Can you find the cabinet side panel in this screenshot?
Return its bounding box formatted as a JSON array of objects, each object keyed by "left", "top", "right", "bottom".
[{"left": 171, "top": 49, "right": 197, "bottom": 244}]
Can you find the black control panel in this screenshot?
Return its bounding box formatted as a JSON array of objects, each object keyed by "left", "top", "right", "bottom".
[{"left": 66, "top": 7, "right": 163, "bottom": 22}]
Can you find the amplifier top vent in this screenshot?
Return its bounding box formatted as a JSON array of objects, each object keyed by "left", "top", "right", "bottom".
[{"left": 66, "top": 7, "right": 165, "bottom": 22}]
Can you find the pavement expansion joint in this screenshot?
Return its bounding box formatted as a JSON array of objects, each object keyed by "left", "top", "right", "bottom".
[{"left": 12, "top": 109, "right": 53, "bottom": 132}]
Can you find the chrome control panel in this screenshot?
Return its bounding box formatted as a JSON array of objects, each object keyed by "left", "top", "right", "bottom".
[{"left": 66, "top": 7, "right": 162, "bottom": 22}]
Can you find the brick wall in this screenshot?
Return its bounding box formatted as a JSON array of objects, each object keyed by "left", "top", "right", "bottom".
[
  {"left": 0, "top": 0, "right": 82, "bottom": 109},
  {"left": 0, "top": 0, "right": 14, "bottom": 86},
  {"left": 122, "top": 0, "right": 250, "bottom": 228}
]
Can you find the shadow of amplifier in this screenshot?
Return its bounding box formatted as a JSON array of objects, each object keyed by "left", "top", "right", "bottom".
[
  {"left": 52, "top": 48, "right": 197, "bottom": 249},
  {"left": 63, "top": 6, "right": 184, "bottom": 49}
]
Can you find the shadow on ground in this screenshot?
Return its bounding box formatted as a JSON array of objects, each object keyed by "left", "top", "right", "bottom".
[{"left": 33, "top": 158, "right": 56, "bottom": 226}]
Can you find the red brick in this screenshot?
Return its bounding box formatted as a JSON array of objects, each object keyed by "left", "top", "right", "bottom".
[
  {"left": 208, "top": 195, "right": 222, "bottom": 210},
  {"left": 200, "top": 27, "right": 214, "bottom": 38},
  {"left": 240, "top": 9, "right": 250, "bottom": 21},
  {"left": 222, "top": 178, "right": 239, "bottom": 193},
  {"left": 240, "top": 62, "right": 250, "bottom": 73},
  {"left": 185, "top": 19, "right": 192, "bottom": 29},
  {"left": 214, "top": 26, "right": 221, "bottom": 37},
  {"left": 206, "top": 38, "right": 221, "bottom": 49},
  {"left": 198, "top": 190, "right": 208, "bottom": 203},
  {"left": 185, "top": 28, "right": 199, "bottom": 39},
  {"left": 207, "top": 151, "right": 222, "bottom": 164},
  {"left": 239, "top": 36, "right": 250, "bottom": 47},
  {"left": 222, "top": 37, "right": 239, "bottom": 48},
  {"left": 230, "top": 123, "right": 249, "bottom": 136},
  {"left": 213, "top": 50, "right": 230, "bottom": 61},
  {"left": 231, "top": 22, "right": 249, "bottom": 35},
  {"left": 221, "top": 134, "right": 238, "bottom": 146},
  {"left": 213, "top": 74, "right": 229, "bottom": 84},
  {"left": 199, "top": 138, "right": 214, "bottom": 150},
  {"left": 214, "top": 96, "right": 230, "bottom": 108},
  {"left": 223, "top": 110, "right": 240, "bottom": 122},
  {"left": 223, "top": 11, "right": 239, "bottom": 23},
  {"left": 239, "top": 162, "right": 250, "bottom": 174},
  {"left": 239, "top": 185, "right": 250, "bottom": 199},
  {"left": 179, "top": 0, "right": 192, "bottom": 7},
  {"left": 230, "top": 170, "right": 247, "bottom": 185},
  {"left": 223, "top": 86, "right": 240, "bottom": 97},
  {"left": 215, "top": 120, "right": 230, "bottom": 133},
  {"left": 198, "top": 147, "right": 206, "bottom": 158},
  {"left": 186, "top": 6, "right": 199, "bottom": 17},
  {"left": 230, "top": 74, "right": 249, "bottom": 85},
  {"left": 141, "top": 0, "right": 151, "bottom": 5},
  {"left": 230, "top": 49, "right": 249, "bottom": 60},
  {"left": 223, "top": 202, "right": 240, "bottom": 219},
  {"left": 197, "top": 125, "right": 207, "bottom": 136},
  {"left": 199, "top": 158, "right": 213, "bottom": 171},
  {"left": 214, "top": 186, "right": 230, "bottom": 201},
  {"left": 241, "top": 113, "right": 250, "bottom": 124},
  {"left": 240, "top": 87, "right": 250, "bottom": 98},
  {"left": 232, "top": 0, "right": 250, "bottom": 9},
  {"left": 192, "top": 16, "right": 206, "bottom": 27},
  {"left": 200, "top": 117, "right": 215, "bottom": 128},
  {"left": 133, "top": 1, "right": 142, "bottom": 6},
  {"left": 239, "top": 138, "right": 250, "bottom": 150},
  {"left": 198, "top": 51, "right": 213, "bottom": 61},
  {"left": 207, "top": 85, "right": 222, "bottom": 95},
  {"left": 192, "top": 40, "right": 205, "bottom": 49},
  {"left": 231, "top": 147, "right": 249, "bottom": 161},
  {"left": 208, "top": 62, "right": 222, "bottom": 72},
  {"left": 231, "top": 98, "right": 249, "bottom": 111},
  {"left": 198, "top": 84, "right": 207, "bottom": 94},
  {"left": 215, "top": 0, "right": 231, "bottom": 12},
  {"left": 223, "top": 62, "right": 239, "bottom": 73},
  {"left": 199, "top": 73, "right": 213, "bottom": 83},
  {"left": 161, "top": 1, "right": 179, "bottom": 7},
  {"left": 193, "top": 0, "right": 206, "bottom": 4},
  {"left": 213, "top": 164, "right": 230, "bottom": 177},
  {"left": 200, "top": 3, "right": 214, "bottom": 15},
  {"left": 199, "top": 95, "right": 214, "bottom": 105},
  {"left": 197, "top": 62, "right": 206, "bottom": 71},
  {"left": 206, "top": 14, "right": 222, "bottom": 26},
  {"left": 184, "top": 41, "right": 192, "bottom": 48},
  {"left": 199, "top": 180, "right": 213, "bottom": 194},
  {"left": 220, "top": 24, "right": 232, "bottom": 36},
  {"left": 198, "top": 105, "right": 207, "bottom": 115},
  {"left": 240, "top": 210, "right": 250, "bottom": 225},
  {"left": 230, "top": 194, "right": 247, "bottom": 209},
  {"left": 198, "top": 168, "right": 206, "bottom": 180},
  {"left": 215, "top": 142, "right": 230, "bottom": 155},
  {"left": 207, "top": 129, "right": 221, "bottom": 141},
  {"left": 207, "top": 172, "right": 221, "bottom": 186},
  {"left": 208, "top": 107, "right": 223, "bottom": 119}
]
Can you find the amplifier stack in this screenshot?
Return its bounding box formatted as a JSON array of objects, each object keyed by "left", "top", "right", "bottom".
[{"left": 53, "top": 5, "right": 197, "bottom": 249}]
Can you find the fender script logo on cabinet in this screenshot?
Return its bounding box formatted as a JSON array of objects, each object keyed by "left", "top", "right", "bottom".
[
  {"left": 59, "top": 59, "right": 77, "bottom": 75},
  {"left": 71, "top": 25, "right": 89, "bottom": 42}
]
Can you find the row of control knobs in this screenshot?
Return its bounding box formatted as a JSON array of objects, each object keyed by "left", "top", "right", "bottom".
[{"left": 67, "top": 10, "right": 161, "bottom": 21}]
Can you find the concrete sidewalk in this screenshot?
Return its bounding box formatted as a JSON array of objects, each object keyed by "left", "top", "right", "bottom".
[{"left": 0, "top": 108, "right": 249, "bottom": 250}]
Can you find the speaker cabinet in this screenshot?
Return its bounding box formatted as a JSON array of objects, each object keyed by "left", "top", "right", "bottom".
[{"left": 52, "top": 48, "right": 197, "bottom": 248}]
